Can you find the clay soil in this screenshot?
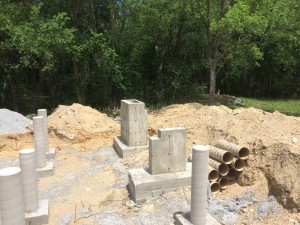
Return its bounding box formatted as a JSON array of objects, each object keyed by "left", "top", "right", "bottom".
[{"left": 0, "top": 103, "right": 299, "bottom": 225}]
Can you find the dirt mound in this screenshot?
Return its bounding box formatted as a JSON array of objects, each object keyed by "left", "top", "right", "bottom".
[{"left": 0, "top": 109, "right": 31, "bottom": 135}]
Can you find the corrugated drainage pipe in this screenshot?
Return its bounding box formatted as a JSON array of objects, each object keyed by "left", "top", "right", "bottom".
[
  {"left": 191, "top": 145, "right": 209, "bottom": 225},
  {"left": 19, "top": 149, "right": 39, "bottom": 212},
  {"left": 37, "top": 109, "right": 49, "bottom": 153},
  {"left": 210, "top": 182, "right": 221, "bottom": 192},
  {"left": 208, "top": 145, "right": 233, "bottom": 164},
  {"left": 227, "top": 168, "right": 238, "bottom": 180},
  {"left": 0, "top": 167, "right": 26, "bottom": 225},
  {"left": 231, "top": 158, "right": 245, "bottom": 171},
  {"left": 218, "top": 177, "right": 230, "bottom": 189},
  {"left": 208, "top": 158, "right": 229, "bottom": 176},
  {"left": 215, "top": 139, "right": 249, "bottom": 160},
  {"left": 208, "top": 166, "right": 219, "bottom": 182},
  {"left": 33, "top": 116, "right": 47, "bottom": 168}
]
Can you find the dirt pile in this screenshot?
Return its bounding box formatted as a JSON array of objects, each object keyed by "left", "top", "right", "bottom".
[{"left": 0, "top": 109, "right": 31, "bottom": 135}]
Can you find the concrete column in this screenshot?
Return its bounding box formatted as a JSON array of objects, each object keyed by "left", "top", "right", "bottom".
[
  {"left": 191, "top": 145, "right": 209, "bottom": 225},
  {"left": 37, "top": 109, "right": 49, "bottom": 153},
  {"left": 19, "top": 149, "right": 39, "bottom": 212},
  {"left": 33, "top": 116, "right": 47, "bottom": 168},
  {"left": 0, "top": 167, "right": 25, "bottom": 225}
]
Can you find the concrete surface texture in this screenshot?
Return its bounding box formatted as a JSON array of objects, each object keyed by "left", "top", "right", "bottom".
[
  {"left": 120, "top": 99, "right": 147, "bottom": 146},
  {"left": 25, "top": 199, "right": 49, "bottom": 225},
  {"left": 113, "top": 136, "right": 148, "bottom": 158},
  {"left": 37, "top": 109, "right": 49, "bottom": 158},
  {"left": 36, "top": 162, "right": 54, "bottom": 178},
  {"left": 149, "top": 128, "right": 186, "bottom": 175},
  {"left": 33, "top": 116, "right": 47, "bottom": 168},
  {"left": 175, "top": 212, "right": 220, "bottom": 225}
]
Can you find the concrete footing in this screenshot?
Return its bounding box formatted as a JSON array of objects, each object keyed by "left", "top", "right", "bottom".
[
  {"left": 36, "top": 162, "right": 54, "bottom": 178},
  {"left": 128, "top": 163, "right": 192, "bottom": 204},
  {"left": 174, "top": 212, "right": 220, "bottom": 225},
  {"left": 25, "top": 199, "right": 49, "bottom": 225},
  {"left": 45, "top": 148, "right": 56, "bottom": 160},
  {"left": 113, "top": 136, "right": 148, "bottom": 158}
]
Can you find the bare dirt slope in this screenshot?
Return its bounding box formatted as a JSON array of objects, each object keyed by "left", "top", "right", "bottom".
[{"left": 0, "top": 103, "right": 299, "bottom": 224}]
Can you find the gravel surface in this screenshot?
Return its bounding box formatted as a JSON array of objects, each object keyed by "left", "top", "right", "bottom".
[{"left": 0, "top": 109, "right": 32, "bottom": 135}]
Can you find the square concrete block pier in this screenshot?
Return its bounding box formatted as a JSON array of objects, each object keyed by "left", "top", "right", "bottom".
[
  {"left": 36, "top": 162, "right": 54, "bottom": 178},
  {"left": 45, "top": 147, "right": 56, "bottom": 160},
  {"left": 174, "top": 212, "right": 220, "bottom": 225},
  {"left": 149, "top": 128, "right": 186, "bottom": 175},
  {"left": 113, "top": 99, "right": 148, "bottom": 157},
  {"left": 25, "top": 199, "right": 49, "bottom": 225},
  {"left": 128, "top": 163, "right": 192, "bottom": 204}
]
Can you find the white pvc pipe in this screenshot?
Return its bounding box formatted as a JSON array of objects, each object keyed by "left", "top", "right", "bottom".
[
  {"left": 37, "top": 109, "right": 49, "bottom": 153},
  {"left": 33, "top": 116, "right": 47, "bottom": 168},
  {"left": 19, "top": 149, "right": 39, "bottom": 212},
  {"left": 0, "top": 167, "right": 25, "bottom": 225},
  {"left": 191, "top": 145, "right": 209, "bottom": 225}
]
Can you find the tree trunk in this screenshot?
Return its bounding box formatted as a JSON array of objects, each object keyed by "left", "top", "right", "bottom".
[
  {"left": 208, "top": 68, "right": 216, "bottom": 106},
  {"left": 7, "top": 74, "right": 19, "bottom": 112},
  {"left": 31, "top": 73, "right": 43, "bottom": 113},
  {"left": 73, "top": 60, "right": 85, "bottom": 104}
]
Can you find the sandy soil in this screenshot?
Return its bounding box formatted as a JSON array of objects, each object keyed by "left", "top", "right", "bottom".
[{"left": 0, "top": 103, "right": 299, "bottom": 225}]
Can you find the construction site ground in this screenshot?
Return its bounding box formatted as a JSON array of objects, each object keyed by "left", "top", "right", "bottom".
[{"left": 0, "top": 103, "right": 299, "bottom": 225}]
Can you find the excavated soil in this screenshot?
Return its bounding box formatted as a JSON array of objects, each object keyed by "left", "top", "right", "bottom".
[{"left": 0, "top": 103, "right": 299, "bottom": 224}]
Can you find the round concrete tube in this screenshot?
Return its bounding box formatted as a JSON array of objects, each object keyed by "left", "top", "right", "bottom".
[
  {"left": 208, "top": 158, "right": 229, "bottom": 176},
  {"left": 19, "top": 149, "right": 39, "bottom": 212},
  {"left": 227, "top": 168, "right": 238, "bottom": 180},
  {"left": 37, "top": 109, "right": 49, "bottom": 153},
  {"left": 210, "top": 182, "right": 221, "bottom": 192},
  {"left": 218, "top": 177, "right": 230, "bottom": 189},
  {"left": 231, "top": 158, "right": 245, "bottom": 171},
  {"left": 215, "top": 139, "right": 249, "bottom": 160},
  {"left": 33, "top": 116, "right": 47, "bottom": 168},
  {"left": 0, "top": 167, "right": 25, "bottom": 225},
  {"left": 208, "top": 145, "right": 233, "bottom": 164},
  {"left": 208, "top": 166, "right": 219, "bottom": 181},
  {"left": 191, "top": 145, "right": 209, "bottom": 225}
]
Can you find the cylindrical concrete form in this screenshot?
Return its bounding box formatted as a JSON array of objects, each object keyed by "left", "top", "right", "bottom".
[
  {"left": 208, "top": 166, "right": 219, "bottom": 182},
  {"left": 231, "top": 158, "right": 246, "bottom": 171},
  {"left": 208, "top": 145, "right": 233, "bottom": 164},
  {"left": 208, "top": 158, "right": 229, "bottom": 176},
  {"left": 215, "top": 139, "right": 249, "bottom": 160},
  {"left": 227, "top": 168, "right": 238, "bottom": 180},
  {"left": 33, "top": 116, "right": 47, "bottom": 168},
  {"left": 0, "top": 167, "right": 25, "bottom": 225},
  {"left": 191, "top": 145, "right": 209, "bottom": 225},
  {"left": 210, "top": 182, "right": 221, "bottom": 192},
  {"left": 218, "top": 177, "right": 230, "bottom": 189},
  {"left": 37, "top": 109, "right": 49, "bottom": 154},
  {"left": 19, "top": 149, "right": 39, "bottom": 212}
]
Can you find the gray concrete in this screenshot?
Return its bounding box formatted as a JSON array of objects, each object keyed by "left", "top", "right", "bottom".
[
  {"left": 45, "top": 148, "right": 56, "bottom": 160},
  {"left": 113, "top": 136, "right": 148, "bottom": 158},
  {"left": 174, "top": 212, "right": 220, "bottom": 225},
  {"left": 128, "top": 163, "right": 192, "bottom": 204},
  {"left": 36, "top": 162, "right": 54, "bottom": 178},
  {"left": 149, "top": 128, "right": 186, "bottom": 175},
  {"left": 25, "top": 199, "right": 49, "bottom": 225}
]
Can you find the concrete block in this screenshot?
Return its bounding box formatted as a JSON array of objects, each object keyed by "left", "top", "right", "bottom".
[
  {"left": 113, "top": 136, "right": 148, "bottom": 158},
  {"left": 45, "top": 148, "right": 56, "bottom": 160},
  {"left": 149, "top": 128, "right": 186, "bottom": 175},
  {"left": 36, "top": 162, "right": 54, "bottom": 178},
  {"left": 25, "top": 199, "right": 49, "bottom": 225},
  {"left": 120, "top": 99, "right": 147, "bottom": 146},
  {"left": 128, "top": 163, "right": 192, "bottom": 204},
  {"left": 174, "top": 212, "right": 220, "bottom": 225}
]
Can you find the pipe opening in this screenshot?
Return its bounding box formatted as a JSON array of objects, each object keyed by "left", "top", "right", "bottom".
[
  {"left": 239, "top": 147, "right": 249, "bottom": 160},
  {"left": 223, "top": 152, "right": 234, "bottom": 164},
  {"left": 227, "top": 168, "right": 238, "bottom": 180},
  {"left": 210, "top": 182, "right": 221, "bottom": 192},
  {"left": 232, "top": 158, "right": 245, "bottom": 171},
  {"left": 219, "top": 177, "right": 230, "bottom": 189},
  {"left": 219, "top": 164, "right": 229, "bottom": 176},
  {"left": 208, "top": 169, "right": 219, "bottom": 181}
]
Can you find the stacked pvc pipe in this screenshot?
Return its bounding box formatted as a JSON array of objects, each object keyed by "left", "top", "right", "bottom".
[
  {"left": 33, "top": 116, "right": 47, "bottom": 168},
  {"left": 37, "top": 109, "right": 49, "bottom": 153},
  {"left": 19, "top": 149, "right": 39, "bottom": 212},
  {"left": 0, "top": 167, "right": 26, "bottom": 225},
  {"left": 191, "top": 145, "right": 209, "bottom": 225}
]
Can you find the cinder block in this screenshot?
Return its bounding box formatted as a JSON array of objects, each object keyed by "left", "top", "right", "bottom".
[
  {"left": 149, "top": 128, "right": 186, "bottom": 175},
  {"left": 174, "top": 212, "right": 220, "bottom": 225},
  {"left": 36, "top": 162, "right": 54, "bottom": 178},
  {"left": 128, "top": 163, "right": 192, "bottom": 204},
  {"left": 45, "top": 148, "right": 56, "bottom": 160},
  {"left": 25, "top": 199, "right": 49, "bottom": 225},
  {"left": 113, "top": 136, "right": 148, "bottom": 158},
  {"left": 120, "top": 99, "right": 148, "bottom": 146}
]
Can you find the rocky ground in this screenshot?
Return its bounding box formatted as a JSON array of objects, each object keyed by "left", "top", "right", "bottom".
[{"left": 0, "top": 103, "right": 299, "bottom": 224}]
